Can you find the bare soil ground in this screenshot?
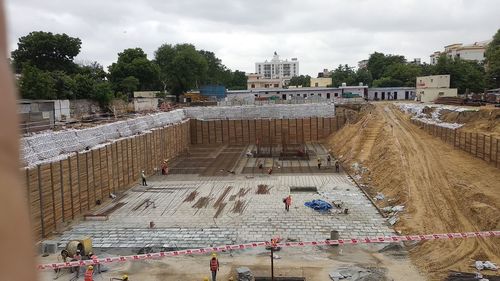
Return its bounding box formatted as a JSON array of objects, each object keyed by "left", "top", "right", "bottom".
[
  {"left": 440, "top": 106, "right": 500, "bottom": 137},
  {"left": 326, "top": 102, "right": 500, "bottom": 280}
]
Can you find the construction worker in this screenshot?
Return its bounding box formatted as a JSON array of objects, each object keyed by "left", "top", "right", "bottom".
[
  {"left": 327, "top": 155, "right": 331, "bottom": 167},
  {"left": 122, "top": 274, "right": 129, "bottom": 281},
  {"left": 335, "top": 161, "right": 340, "bottom": 172},
  {"left": 89, "top": 252, "right": 101, "bottom": 273},
  {"left": 284, "top": 195, "right": 292, "bottom": 212},
  {"left": 72, "top": 250, "right": 82, "bottom": 277},
  {"left": 210, "top": 253, "right": 220, "bottom": 281},
  {"left": 317, "top": 158, "right": 322, "bottom": 170},
  {"left": 84, "top": 265, "right": 94, "bottom": 281},
  {"left": 141, "top": 170, "right": 147, "bottom": 186}
]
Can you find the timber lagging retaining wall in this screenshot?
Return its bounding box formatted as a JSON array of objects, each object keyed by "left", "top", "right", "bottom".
[
  {"left": 24, "top": 115, "right": 348, "bottom": 241},
  {"left": 189, "top": 116, "right": 346, "bottom": 145},
  {"left": 24, "top": 121, "right": 190, "bottom": 240},
  {"left": 411, "top": 119, "right": 499, "bottom": 168}
]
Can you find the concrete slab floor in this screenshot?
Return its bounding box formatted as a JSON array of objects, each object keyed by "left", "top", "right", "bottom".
[{"left": 53, "top": 172, "right": 393, "bottom": 249}]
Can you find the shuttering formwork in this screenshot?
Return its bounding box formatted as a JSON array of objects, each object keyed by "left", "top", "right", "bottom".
[{"left": 24, "top": 122, "right": 190, "bottom": 241}]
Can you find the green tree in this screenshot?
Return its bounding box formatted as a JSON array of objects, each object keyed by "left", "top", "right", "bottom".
[
  {"left": 49, "top": 71, "right": 76, "bottom": 99},
  {"left": 372, "top": 77, "right": 405, "bottom": 87},
  {"left": 18, "top": 64, "right": 56, "bottom": 99},
  {"left": 485, "top": 29, "right": 500, "bottom": 89},
  {"left": 355, "top": 68, "right": 373, "bottom": 86},
  {"left": 288, "top": 75, "right": 312, "bottom": 87},
  {"left": 108, "top": 48, "right": 160, "bottom": 93},
  {"left": 330, "top": 65, "right": 356, "bottom": 87},
  {"left": 367, "top": 52, "right": 406, "bottom": 80},
  {"left": 11, "top": 31, "right": 81, "bottom": 73},
  {"left": 434, "top": 55, "right": 485, "bottom": 94},
  {"left": 382, "top": 63, "right": 422, "bottom": 87},
  {"left": 120, "top": 76, "right": 140, "bottom": 96},
  {"left": 92, "top": 82, "right": 114, "bottom": 107},
  {"left": 154, "top": 43, "right": 208, "bottom": 97},
  {"left": 227, "top": 70, "right": 247, "bottom": 90},
  {"left": 73, "top": 74, "right": 96, "bottom": 99}
]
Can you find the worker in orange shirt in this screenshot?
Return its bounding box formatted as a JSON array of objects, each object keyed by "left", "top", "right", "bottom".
[
  {"left": 209, "top": 253, "right": 220, "bottom": 281},
  {"left": 84, "top": 265, "right": 94, "bottom": 281}
]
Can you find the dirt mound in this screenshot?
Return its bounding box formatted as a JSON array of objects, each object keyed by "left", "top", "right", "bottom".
[
  {"left": 326, "top": 103, "right": 500, "bottom": 280},
  {"left": 440, "top": 107, "right": 500, "bottom": 136}
]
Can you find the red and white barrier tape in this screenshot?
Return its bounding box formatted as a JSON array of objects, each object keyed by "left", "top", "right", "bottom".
[{"left": 37, "top": 230, "right": 500, "bottom": 270}]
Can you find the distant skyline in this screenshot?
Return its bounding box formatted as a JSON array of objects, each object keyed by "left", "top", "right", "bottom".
[{"left": 5, "top": 0, "right": 500, "bottom": 76}]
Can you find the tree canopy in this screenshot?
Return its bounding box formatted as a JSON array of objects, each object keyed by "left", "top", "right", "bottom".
[
  {"left": 289, "top": 75, "right": 311, "bottom": 87},
  {"left": 108, "top": 48, "right": 160, "bottom": 95},
  {"left": 485, "top": 29, "right": 500, "bottom": 89},
  {"left": 11, "top": 31, "right": 81, "bottom": 73}
]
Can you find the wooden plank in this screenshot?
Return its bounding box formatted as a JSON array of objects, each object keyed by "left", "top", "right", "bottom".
[
  {"left": 50, "top": 162, "right": 63, "bottom": 227},
  {"left": 100, "top": 147, "right": 110, "bottom": 199},
  {"left": 255, "top": 120, "right": 262, "bottom": 144},
  {"left": 282, "top": 119, "right": 289, "bottom": 144},
  {"left": 289, "top": 119, "right": 297, "bottom": 144},
  {"left": 196, "top": 120, "right": 203, "bottom": 144},
  {"left": 77, "top": 153, "right": 89, "bottom": 212},
  {"left": 60, "top": 158, "right": 72, "bottom": 222},
  {"left": 190, "top": 119, "right": 197, "bottom": 144},
  {"left": 317, "top": 117, "right": 324, "bottom": 140},
  {"left": 91, "top": 150, "right": 101, "bottom": 204},
  {"left": 208, "top": 121, "right": 216, "bottom": 144},
  {"left": 248, "top": 120, "right": 256, "bottom": 144},
  {"left": 235, "top": 120, "right": 244, "bottom": 144},
  {"left": 297, "top": 119, "right": 304, "bottom": 143},
  {"left": 227, "top": 120, "right": 235, "bottom": 144},
  {"left": 69, "top": 155, "right": 80, "bottom": 217},
  {"left": 39, "top": 163, "right": 54, "bottom": 237},
  {"left": 275, "top": 119, "right": 282, "bottom": 145},
  {"left": 215, "top": 120, "right": 223, "bottom": 143},
  {"left": 303, "top": 118, "right": 311, "bottom": 142},
  {"left": 27, "top": 167, "right": 42, "bottom": 240},
  {"left": 324, "top": 117, "right": 331, "bottom": 136},
  {"left": 201, "top": 121, "right": 209, "bottom": 145},
  {"left": 311, "top": 117, "right": 318, "bottom": 141},
  {"left": 242, "top": 120, "right": 249, "bottom": 144}
]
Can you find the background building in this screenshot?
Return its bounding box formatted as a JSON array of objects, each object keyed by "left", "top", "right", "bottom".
[
  {"left": 310, "top": 77, "right": 331, "bottom": 87},
  {"left": 416, "top": 75, "right": 457, "bottom": 102},
  {"left": 430, "top": 40, "right": 491, "bottom": 65},
  {"left": 358, "top": 59, "right": 368, "bottom": 69},
  {"left": 255, "top": 52, "right": 299, "bottom": 86},
  {"left": 246, "top": 73, "right": 283, "bottom": 89},
  {"left": 367, "top": 87, "right": 415, "bottom": 100}
]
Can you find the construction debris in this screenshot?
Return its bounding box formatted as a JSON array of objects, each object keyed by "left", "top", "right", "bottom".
[
  {"left": 328, "top": 266, "right": 386, "bottom": 281},
  {"left": 183, "top": 191, "right": 198, "bottom": 202},
  {"left": 256, "top": 184, "right": 270, "bottom": 194},
  {"left": 304, "top": 199, "right": 332, "bottom": 212},
  {"left": 374, "top": 193, "right": 385, "bottom": 201},
  {"left": 236, "top": 267, "right": 254, "bottom": 281},
  {"left": 475, "top": 261, "right": 498, "bottom": 271}
]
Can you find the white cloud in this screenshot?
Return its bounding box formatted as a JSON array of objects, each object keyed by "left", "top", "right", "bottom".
[{"left": 5, "top": 0, "right": 500, "bottom": 75}]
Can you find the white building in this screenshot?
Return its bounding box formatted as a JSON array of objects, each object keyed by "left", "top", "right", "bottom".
[
  {"left": 416, "top": 75, "right": 458, "bottom": 102},
  {"left": 339, "top": 83, "right": 368, "bottom": 97},
  {"left": 255, "top": 52, "right": 299, "bottom": 86},
  {"left": 367, "top": 87, "right": 415, "bottom": 101},
  {"left": 430, "top": 40, "right": 491, "bottom": 65}
]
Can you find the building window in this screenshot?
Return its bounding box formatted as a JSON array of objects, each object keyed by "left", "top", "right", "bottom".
[
  {"left": 254, "top": 94, "right": 258, "bottom": 97},
  {"left": 296, "top": 94, "right": 300, "bottom": 96},
  {"left": 251, "top": 84, "right": 255, "bottom": 88},
  {"left": 382, "top": 92, "right": 385, "bottom": 100},
  {"left": 318, "top": 93, "right": 322, "bottom": 97},
  {"left": 274, "top": 84, "right": 279, "bottom": 88},
  {"left": 374, "top": 92, "right": 378, "bottom": 99},
  {"left": 394, "top": 92, "right": 398, "bottom": 100},
  {"left": 327, "top": 93, "right": 331, "bottom": 99},
  {"left": 303, "top": 94, "right": 307, "bottom": 98},
  {"left": 315, "top": 82, "right": 319, "bottom": 87},
  {"left": 334, "top": 93, "right": 338, "bottom": 97}
]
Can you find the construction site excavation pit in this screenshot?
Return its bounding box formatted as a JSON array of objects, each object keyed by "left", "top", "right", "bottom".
[{"left": 30, "top": 104, "right": 427, "bottom": 280}]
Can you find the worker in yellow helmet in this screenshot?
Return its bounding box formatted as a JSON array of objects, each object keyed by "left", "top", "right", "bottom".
[
  {"left": 122, "top": 274, "right": 129, "bottom": 281},
  {"left": 84, "top": 265, "right": 94, "bottom": 281},
  {"left": 209, "top": 253, "right": 220, "bottom": 281}
]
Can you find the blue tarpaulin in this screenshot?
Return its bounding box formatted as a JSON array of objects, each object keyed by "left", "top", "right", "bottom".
[{"left": 304, "top": 199, "right": 332, "bottom": 212}]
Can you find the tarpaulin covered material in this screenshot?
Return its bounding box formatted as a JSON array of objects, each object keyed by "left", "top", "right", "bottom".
[{"left": 304, "top": 199, "right": 332, "bottom": 212}]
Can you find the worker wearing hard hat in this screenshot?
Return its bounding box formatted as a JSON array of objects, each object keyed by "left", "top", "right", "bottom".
[
  {"left": 122, "top": 274, "right": 129, "bottom": 281},
  {"left": 84, "top": 265, "right": 94, "bottom": 281},
  {"left": 209, "top": 253, "right": 220, "bottom": 281}
]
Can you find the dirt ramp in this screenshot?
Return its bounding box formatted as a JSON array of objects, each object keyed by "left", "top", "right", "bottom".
[{"left": 325, "top": 103, "right": 500, "bottom": 280}]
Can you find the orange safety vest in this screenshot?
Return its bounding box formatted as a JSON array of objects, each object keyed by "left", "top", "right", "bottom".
[
  {"left": 84, "top": 269, "right": 93, "bottom": 281},
  {"left": 210, "top": 258, "right": 218, "bottom": 271}
]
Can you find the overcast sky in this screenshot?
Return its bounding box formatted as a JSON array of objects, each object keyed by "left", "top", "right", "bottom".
[{"left": 4, "top": 0, "right": 500, "bottom": 76}]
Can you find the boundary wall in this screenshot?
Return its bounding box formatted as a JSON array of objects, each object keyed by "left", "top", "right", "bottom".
[
  {"left": 24, "top": 121, "right": 190, "bottom": 240},
  {"left": 190, "top": 116, "right": 346, "bottom": 145},
  {"left": 22, "top": 104, "right": 344, "bottom": 241},
  {"left": 411, "top": 119, "right": 499, "bottom": 168}
]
